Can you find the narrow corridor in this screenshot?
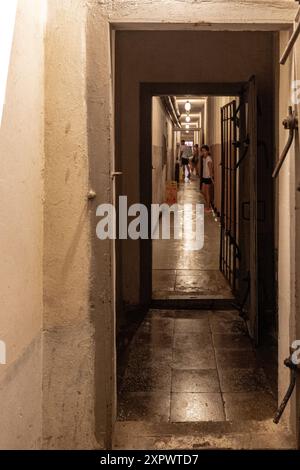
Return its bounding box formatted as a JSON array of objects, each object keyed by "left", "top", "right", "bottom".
[
  {"left": 117, "top": 174, "right": 278, "bottom": 445},
  {"left": 152, "top": 179, "right": 233, "bottom": 300}
]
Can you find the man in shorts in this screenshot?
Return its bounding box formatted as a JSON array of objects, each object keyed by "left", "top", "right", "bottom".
[{"left": 180, "top": 139, "right": 191, "bottom": 181}]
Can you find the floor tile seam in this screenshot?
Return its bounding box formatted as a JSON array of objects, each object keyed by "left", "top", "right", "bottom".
[{"left": 210, "top": 316, "right": 227, "bottom": 421}]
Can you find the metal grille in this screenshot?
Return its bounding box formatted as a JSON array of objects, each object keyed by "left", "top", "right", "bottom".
[{"left": 220, "top": 100, "right": 238, "bottom": 292}]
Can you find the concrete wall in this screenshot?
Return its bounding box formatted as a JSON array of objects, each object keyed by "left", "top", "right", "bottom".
[
  {"left": 152, "top": 97, "right": 174, "bottom": 205},
  {"left": 277, "top": 27, "right": 300, "bottom": 444},
  {"left": 42, "top": 0, "right": 299, "bottom": 448},
  {"left": 0, "top": 0, "right": 45, "bottom": 449},
  {"left": 43, "top": 0, "right": 116, "bottom": 450},
  {"left": 43, "top": 0, "right": 298, "bottom": 449},
  {"left": 43, "top": 0, "right": 98, "bottom": 450},
  {"left": 293, "top": 22, "right": 300, "bottom": 449}
]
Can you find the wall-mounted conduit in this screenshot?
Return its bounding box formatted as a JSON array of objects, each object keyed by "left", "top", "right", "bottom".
[
  {"left": 272, "top": 107, "right": 298, "bottom": 178},
  {"left": 280, "top": 3, "right": 300, "bottom": 65}
]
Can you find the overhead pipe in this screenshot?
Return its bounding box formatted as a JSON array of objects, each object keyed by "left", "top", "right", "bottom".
[
  {"left": 161, "top": 96, "right": 181, "bottom": 128},
  {"left": 280, "top": 14, "right": 300, "bottom": 65}
]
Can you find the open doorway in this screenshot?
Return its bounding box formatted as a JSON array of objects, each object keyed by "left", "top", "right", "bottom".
[
  {"left": 115, "top": 79, "right": 281, "bottom": 448},
  {"left": 151, "top": 94, "right": 236, "bottom": 303},
  {"left": 113, "top": 30, "right": 287, "bottom": 449}
]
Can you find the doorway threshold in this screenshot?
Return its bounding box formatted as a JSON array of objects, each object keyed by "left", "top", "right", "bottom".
[
  {"left": 151, "top": 298, "right": 236, "bottom": 310},
  {"left": 113, "top": 420, "right": 295, "bottom": 450}
]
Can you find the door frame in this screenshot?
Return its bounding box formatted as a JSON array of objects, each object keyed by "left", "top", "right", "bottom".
[
  {"left": 140, "top": 82, "right": 246, "bottom": 307},
  {"left": 111, "top": 29, "right": 300, "bottom": 448},
  {"left": 97, "top": 17, "right": 298, "bottom": 448},
  {"left": 220, "top": 99, "right": 238, "bottom": 293}
]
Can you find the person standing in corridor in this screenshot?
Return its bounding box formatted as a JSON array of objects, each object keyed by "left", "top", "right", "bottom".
[
  {"left": 180, "top": 139, "right": 191, "bottom": 182},
  {"left": 201, "top": 145, "right": 214, "bottom": 212},
  {"left": 191, "top": 144, "right": 200, "bottom": 176}
]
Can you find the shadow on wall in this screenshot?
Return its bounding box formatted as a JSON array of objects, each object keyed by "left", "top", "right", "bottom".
[
  {"left": 210, "top": 142, "right": 222, "bottom": 214},
  {"left": 0, "top": 1, "right": 18, "bottom": 129}
]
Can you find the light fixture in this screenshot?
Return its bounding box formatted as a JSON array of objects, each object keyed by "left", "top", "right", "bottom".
[
  {"left": 185, "top": 115, "right": 191, "bottom": 123},
  {"left": 185, "top": 100, "right": 191, "bottom": 112},
  {"left": 185, "top": 124, "right": 189, "bottom": 129}
]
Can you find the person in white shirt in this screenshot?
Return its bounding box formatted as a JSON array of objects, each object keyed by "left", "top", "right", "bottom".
[{"left": 201, "top": 145, "right": 214, "bottom": 212}]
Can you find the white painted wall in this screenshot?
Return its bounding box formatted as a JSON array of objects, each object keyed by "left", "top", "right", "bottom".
[
  {"left": 42, "top": 0, "right": 299, "bottom": 448},
  {"left": 277, "top": 26, "right": 300, "bottom": 443},
  {"left": 0, "top": 0, "right": 45, "bottom": 449}
]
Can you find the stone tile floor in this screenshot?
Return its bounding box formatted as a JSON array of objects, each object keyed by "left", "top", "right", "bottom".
[
  {"left": 116, "top": 177, "right": 286, "bottom": 449},
  {"left": 117, "top": 309, "right": 277, "bottom": 424},
  {"left": 113, "top": 420, "right": 295, "bottom": 450},
  {"left": 152, "top": 178, "right": 233, "bottom": 300}
]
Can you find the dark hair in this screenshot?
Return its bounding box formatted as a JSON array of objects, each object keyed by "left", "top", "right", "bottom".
[
  {"left": 181, "top": 139, "right": 185, "bottom": 144},
  {"left": 194, "top": 144, "right": 199, "bottom": 148},
  {"left": 201, "top": 145, "right": 209, "bottom": 151}
]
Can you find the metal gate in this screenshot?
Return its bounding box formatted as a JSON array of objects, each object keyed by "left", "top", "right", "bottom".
[
  {"left": 220, "top": 78, "right": 259, "bottom": 343},
  {"left": 220, "top": 100, "right": 239, "bottom": 293}
]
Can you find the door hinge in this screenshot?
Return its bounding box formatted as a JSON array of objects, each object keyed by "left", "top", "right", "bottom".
[
  {"left": 272, "top": 107, "right": 298, "bottom": 178},
  {"left": 273, "top": 344, "right": 300, "bottom": 424}
]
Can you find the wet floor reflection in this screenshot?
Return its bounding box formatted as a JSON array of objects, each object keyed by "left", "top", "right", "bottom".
[
  {"left": 152, "top": 178, "right": 233, "bottom": 300},
  {"left": 118, "top": 309, "right": 276, "bottom": 423}
]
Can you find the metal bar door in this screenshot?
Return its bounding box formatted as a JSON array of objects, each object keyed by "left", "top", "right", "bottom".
[
  {"left": 220, "top": 78, "right": 258, "bottom": 344},
  {"left": 236, "top": 76, "right": 259, "bottom": 344},
  {"left": 220, "top": 100, "right": 238, "bottom": 293},
  {"left": 247, "top": 76, "right": 258, "bottom": 343}
]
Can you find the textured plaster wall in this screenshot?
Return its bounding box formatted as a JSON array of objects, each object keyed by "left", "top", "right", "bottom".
[
  {"left": 43, "top": 0, "right": 98, "bottom": 450},
  {"left": 277, "top": 30, "right": 294, "bottom": 432},
  {"left": 43, "top": 0, "right": 116, "bottom": 450},
  {"left": 116, "top": 30, "right": 276, "bottom": 305},
  {"left": 152, "top": 97, "right": 174, "bottom": 205},
  {"left": 293, "top": 23, "right": 300, "bottom": 448},
  {"left": 86, "top": 2, "right": 116, "bottom": 447},
  {"left": 0, "top": 0, "right": 45, "bottom": 449},
  {"left": 277, "top": 27, "right": 300, "bottom": 442}
]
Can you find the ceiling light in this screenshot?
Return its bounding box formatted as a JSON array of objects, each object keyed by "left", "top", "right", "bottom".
[
  {"left": 185, "top": 124, "right": 189, "bottom": 129},
  {"left": 185, "top": 116, "right": 191, "bottom": 123},
  {"left": 185, "top": 100, "right": 191, "bottom": 112}
]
